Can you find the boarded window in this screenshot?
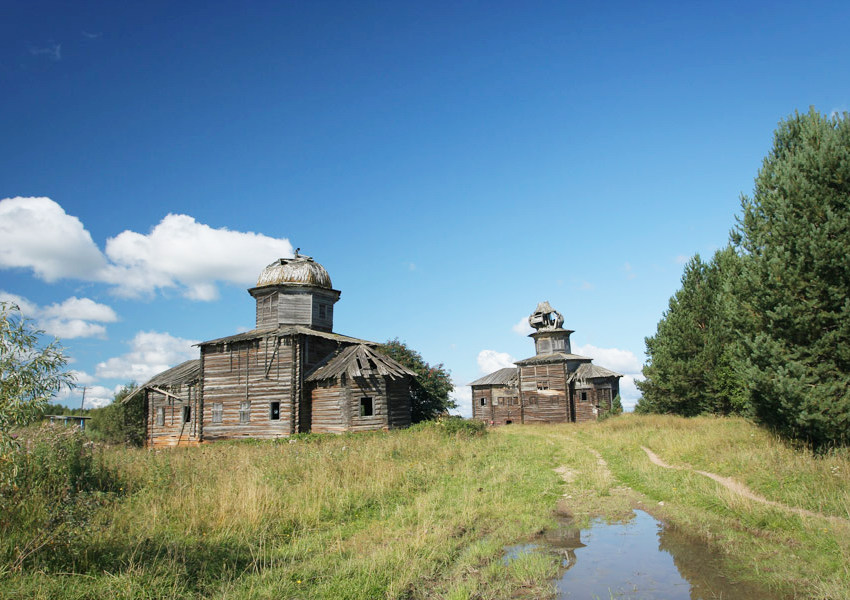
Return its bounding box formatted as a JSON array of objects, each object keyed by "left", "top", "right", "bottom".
[
  {"left": 359, "top": 397, "right": 373, "bottom": 417},
  {"left": 319, "top": 304, "right": 326, "bottom": 319},
  {"left": 270, "top": 401, "right": 280, "bottom": 421},
  {"left": 239, "top": 401, "right": 251, "bottom": 423},
  {"left": 526, "top": 395, "right": 538, "bottom": 406},
  {"left": 479, "top": 398, "right": 486, "bottom": 406},
  {"left": 212, "top": 403, "right": 223, "bottom": 424},
  {"left": 156, "top": 406, "right": 165, "bottom": 426},
  {"left": 182, "top": 405, "right": 191, "bottom": 423}
]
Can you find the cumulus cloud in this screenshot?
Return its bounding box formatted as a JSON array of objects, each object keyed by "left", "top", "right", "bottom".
[
  {"left": 573, "top": 343, "right": 644, "bottom": 411},
  {"left": 0, "top": 197, "right": 107, "bottom": 281},
  {"left": 0, "top": 291, "right": 117, "bottom": 339},
  {"left": 0, "top": 197, "right": 294, "bottom": 301},
  {"left": 54, "top": 384, "right": 120, "bottom": 410},
  {"left": 512, "top": 317, "right": 533, "bottom": 336},
  {"left": 95, "top": 330, "right": 198, "bottom": 383},
  {"left": 477, "top": 349, "right": 516, "bottom": 374},
  {"left": 572, "top": 344, "right": 642, "bottom": 374},
  {"left": 103, "top": 213, "right": 293, "bottom": 299}
]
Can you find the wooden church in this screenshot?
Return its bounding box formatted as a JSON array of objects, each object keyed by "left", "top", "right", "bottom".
[
  {"left": 470, "top": 302, "right": 621, "bottom": 425},
  {"left": 133, "top": 254, "right": 415, "bottom": 447}
]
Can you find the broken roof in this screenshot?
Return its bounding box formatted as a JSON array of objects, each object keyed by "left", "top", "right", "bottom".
[
  {"left": 571, "top": 363, "right": 623, "bottom": 381},
  {"left": 121, "top": 359, "right": 201, "bottom": 404},
  {"left": 514, "top": 352, "right": 593, "bottom": 366},
  {"left": 469, "top": 368, "right": 518, "bottom": 386},
  {"left": 198, "top": 325, "right": 376, "bottom": 347},
  {"left": 306, "top": 344, "right": 416, "bottom": 382}
]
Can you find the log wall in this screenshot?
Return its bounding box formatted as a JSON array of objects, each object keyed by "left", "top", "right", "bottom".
[
  {"left": 471, "top": 387, "right": 492, "bottom": 422},
  {"left": 201, "top": 335, "right": 295, "bottom": 440},
  {"left": 519, "top": 364, "right": 570, "bottom": 423},
  {"left": 386, "top": 378, "right": 412, "bottom": 429},
  {"left": 146, "top": 384, "right": 200, "bottom": 447}
]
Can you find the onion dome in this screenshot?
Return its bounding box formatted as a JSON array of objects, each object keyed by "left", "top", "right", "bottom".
[{"left": 256, "top": 255, "right": 333, "bottom": 289}]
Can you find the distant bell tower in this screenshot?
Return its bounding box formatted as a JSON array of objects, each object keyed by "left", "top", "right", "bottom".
[
  {"left": 248, "top": 253, "right": 341, "bottom": 332},
  {"left": 528, "top": 301, "right": 574, "bottom": 355}
]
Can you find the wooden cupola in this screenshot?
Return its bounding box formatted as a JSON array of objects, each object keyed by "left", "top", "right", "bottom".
[
  {"left": 247, "top": 252, "right": 341, "bottom": 332},
  {"left": 527, "top": 301, "right": 574, "bottom": 355}
]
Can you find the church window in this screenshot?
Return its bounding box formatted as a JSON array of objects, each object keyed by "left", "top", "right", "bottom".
[
  {"left": 581, "top": 391, "right": 588, "bottom": 401},
  {"left": 212, "top": 403, "right": 223, "bottom": 423},
  {"left": 360, "top": 397, "right": 373, "bottom": 417},
  {"left": 537, "top": 381, "right": 549, "bottom": 391},
  {"left": 182, "top": 405, "right": 191, "bottom": 423},
  {"left": 156, "top": 407, "right": 165, "bottom": 426},
  {"left": 270, "top": 402, "right": 280, "bottom": 420},
  {"left": 479, "top": 398, "right": 486, "bottom": 406},
  {"left": 239, "top": 401, "right": 251, "bottom": 423}
]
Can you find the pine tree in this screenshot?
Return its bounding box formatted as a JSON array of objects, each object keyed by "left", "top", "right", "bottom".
[
  {"left": 636, "top": 248, "right": 747, "bottom": 416},
  {"left": 731, "top": 108, "right": 850, "bottom": 447}
]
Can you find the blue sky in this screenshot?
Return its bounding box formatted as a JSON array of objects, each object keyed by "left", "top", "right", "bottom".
[{"left": 1, "top": 1, "right": 848, "bottom": 414}]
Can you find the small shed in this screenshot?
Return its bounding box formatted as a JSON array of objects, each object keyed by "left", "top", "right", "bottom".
[
  {"left": 306, "top": 344, "right": 415, "bottom": 433},
  {"left": 132, "top": 359, "right": 202, "bottom": 447}
]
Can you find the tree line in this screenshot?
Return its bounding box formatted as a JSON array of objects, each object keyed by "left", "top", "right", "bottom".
[{"left": 636, "top": 108, "right": 850, "bottom": 449}]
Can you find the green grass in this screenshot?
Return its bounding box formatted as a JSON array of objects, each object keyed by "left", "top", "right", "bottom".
[{"left": 3, "top": 415, "right": 849, "bottom": 599}]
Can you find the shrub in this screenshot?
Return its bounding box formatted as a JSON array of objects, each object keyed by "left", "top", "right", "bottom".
[
  {"left": 410, "top": 416, "right": 487, "bottom": 437},
  {"left": 0, "top": 424, "right": 121, "bottom": 571}
]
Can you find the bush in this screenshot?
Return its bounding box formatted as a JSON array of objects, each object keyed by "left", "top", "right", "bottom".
[
  {"left": 0, "top": 424, "right": 121, "bottom": 572},
  {"left": 410, "top": 416, "right": 487, "bottom": 437}
]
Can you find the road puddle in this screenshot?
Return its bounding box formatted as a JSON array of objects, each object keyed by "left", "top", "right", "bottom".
[{"left": 506, "top": 509, "right": 783, "bottom": 599}]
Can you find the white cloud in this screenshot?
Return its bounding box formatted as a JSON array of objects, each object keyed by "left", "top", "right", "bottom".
[
  {"left": 573, "top": 343, "right": 644, "bottom": 411},
  {"left": 449, "top": 383, "right": 472, "bottom": 418},
  {"left": 476, "top": 349, "right": 516, "bottom": 374},
  {"left": 70, "top": 370, "right": 97, "bottom": 385},
  {"left": 512, "top": 316, "right": 533, "bottom": 336},
  {"left": 54, "top": 384, "right": 121, "bottom": 410},
  {"left": 103, "top": 213, "right": 293, "bottom": 299},
  {"left": 580, "top": 281, "right": 595, "bottom": 291},
  {"left": 0, "top": 291, "right": 116, "bottom": 339},
  {"left": 674, "top": 254, "right": 689, "bottom": 265},
  {"left": 95, "top": 330, "right": 198, "bottom": 383},
  {"left": 0, "top": 197, "right": 107, "bottom": 281},
  {"left": 623, "top": 262, "right": 636, "bottom": 280},
  {"left": 41, "top": 296, "right": 118, "bottom": 322},
  {"left": 573, "top": 344, "right": 642, "bottom": 374},
  {"left": 0, "top": 197, "right": 294, "bottom": 301}
]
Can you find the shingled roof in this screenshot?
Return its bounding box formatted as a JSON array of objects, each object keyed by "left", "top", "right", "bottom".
[
  {"left": 198, "top": 325, "right": 376, "bottom": 347},
  {"left": 571, "top": 363, "right": 622, "bottom": 381},
  {"left": 306, "top": 344, "right": 416, "bottom": 382},
  {"left": 514, "top": 352, "right": 593, "bottom": 366},
  {"left": 121, "top": 359, "right": 201, "bottom": 404},
  {"left": 469, "top": 368, "right": 518, "bottom": 386}
]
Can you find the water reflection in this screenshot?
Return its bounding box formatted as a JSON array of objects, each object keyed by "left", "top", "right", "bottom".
[{"left": 505, "top": 510, "right": 783, "bottom": 599}]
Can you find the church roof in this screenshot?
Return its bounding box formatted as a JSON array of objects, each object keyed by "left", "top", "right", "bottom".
[
  {"left": 121, "top": 359, "right": 201, "bottom": 403},
  {"left": 571, "top": 363, "right": 623, "bottom": 380},
  {"left": 514, "top": 352, "right": 593, "bottom": 366},
  {"left": 255, "top": 255, "right": 333, "bottom": 289},
  {"left": 198, "top": 325, "right": 376, "bottom": 347},
  {"left": 469, "top": 368, "right": 518, "bottom": 386},
  {"left": 305, "top": 344, "right": 415, "bottom": 382}
]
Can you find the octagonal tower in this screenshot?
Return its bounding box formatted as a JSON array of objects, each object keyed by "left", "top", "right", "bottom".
[{"left": 248, "top": 253, "right": 341, "bottom": 331}]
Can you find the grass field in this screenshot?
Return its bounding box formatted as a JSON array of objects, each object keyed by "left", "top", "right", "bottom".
[{"left": 2, "top": 415, "right": 848, "bottom": 599}]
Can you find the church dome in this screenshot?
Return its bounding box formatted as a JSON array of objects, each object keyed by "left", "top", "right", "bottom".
[{"left": 256, "top": 255, "right": 333, "bottom": 289}]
